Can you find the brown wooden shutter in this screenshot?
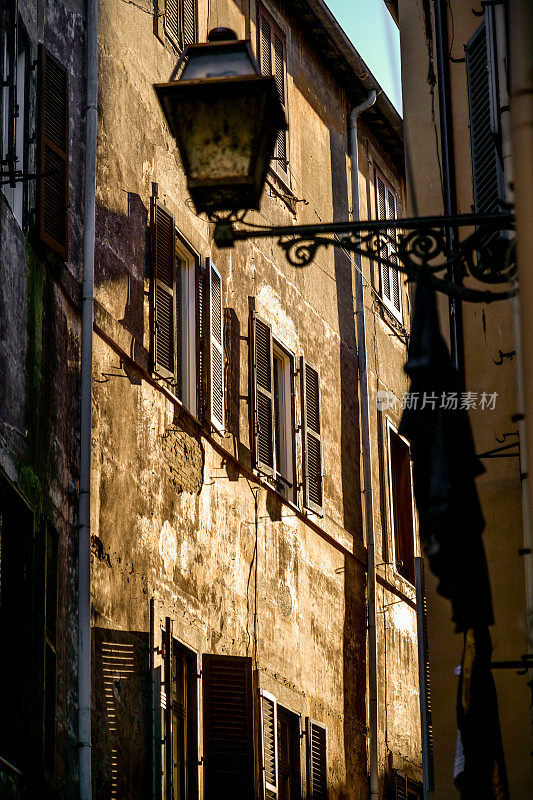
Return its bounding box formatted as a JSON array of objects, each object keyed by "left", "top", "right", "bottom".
[
  {"left": 151, "top": 197, "right": 177, "bottom": 381},
  {"left": 164, "top": 618, "right": 173, "bottom": 800},
  {"left": 273, "top": 33, "right": 288, "bottom": 177},
  {"left": 181, "top": 0, "right": 197, "bottom": 46},
  {"left": 306, "top": 718, "right": 327, "bottom": 800},
  {"left": 208, "top": 259, "right": 224, "bottom": 432},
  {"left": 202, "top": 655, "right": 254, "bottom": 800},
  {"left": 301, "top": 359, "right": 323, "bottom": 515},
  {"left": 259, "top": 11, "right": 272, "bottom": 76},
  {"left": 165, "top": 0, "right": 179, "bottom": 46},
  {"left": 39, "top": 46, "right": 69, "bottom": 258},
  {"left": 389, "top": 428, "right": 415, "bottom": 585},
  {"left": 261, "top": 691, "right": 278, "bottom": 800},
  {"left": 252, "top": 313, "right": 275, "bottom": 477},
  {"left": 394, "top": 770, "right": 408, "bottom": 800},
  {"left": 386, "top": 187, "right": 401, "bottom": 315}
]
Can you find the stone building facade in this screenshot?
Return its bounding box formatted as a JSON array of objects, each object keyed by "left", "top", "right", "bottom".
[
  {"left": 1, "top": 1, "right": 425, "bottom": 799},
  {"left": 0, "top": 1, "right": 86, "bottom": 798}
]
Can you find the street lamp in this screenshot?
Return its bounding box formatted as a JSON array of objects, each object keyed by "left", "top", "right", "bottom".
[
  {"left": 154, "top": 27, "right": 286, "bottom": 215},
  {"left": 154, "top": 30, "right": 515, "bottom": 302}
]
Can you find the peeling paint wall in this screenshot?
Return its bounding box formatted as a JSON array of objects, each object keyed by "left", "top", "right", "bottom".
[{"left": 90, "top": 1, "right": 421, "bottom": 799}]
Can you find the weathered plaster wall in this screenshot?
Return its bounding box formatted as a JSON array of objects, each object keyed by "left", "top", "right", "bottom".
[
  {"left": 396, "top": 0, "right": 533, "bottom": 796},
  {"left": 90, "top": 0, "right": 421, "bottom": 797}
]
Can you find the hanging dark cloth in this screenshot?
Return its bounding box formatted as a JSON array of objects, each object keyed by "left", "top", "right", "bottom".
[
  {"left": 399, "top": 277, "right": 508, "bottom": 799},
  {"left": 399, "top": 276, "right": 492, "bottom": 632}
]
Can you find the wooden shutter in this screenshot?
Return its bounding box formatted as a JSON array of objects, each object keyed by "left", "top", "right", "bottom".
[
  {"left": 202, "top": 655, "right": 254, "bottom": 800},
  {"left": 253, "top": 314, "right": 275, "bottom": 477},
  {"left": 389, "top": 428, "right": 415, "bottom": 585},
  {"left": 39, "top": 46, "right": 69, "bottom": 258},
  {"left": 208, "top": 259, "right": 224, "bottom": 432},
  {"left": 376, "top": 170, "right": 401, "bottom": 320},
  {"left": 301, "top": 359, "right": 323, "bottom": 515},
  {"left": 306, "top": 719, "right": 327, "bottom": 800},
  {"left": 165, "top": 0, "right": 179, "bottom": 46},
  {"left": 261, "top": 691, "right": 278, "bottom": 800},
  {"left": 394, "top": 770, "right": 408, "bottom": 800},
  {"left": 196, "top": 261, "right": 207, "bottom": 422},
  {"left": 164, "top": 618, "right": 174, "bottom": 800},
  {"left": 415, "top": 558, "right": 435, "bottom": 793},
  {"left": 4, "top": 0, "right": 18, "bottom": 173},
  {"left": 151, "top": 198, "right": 177, "bottom": 381},
  {"left": 466, "top": 19, "right": 503, "bottom": 215},
  {"left": 259, "top": 11, "right": 272, "bottom": 75},
  {"left": 181, "top": 0, "right": 197, "bottom": 47},
  {"left": 376, "top": 173, "right": 390, "bottom": 302},
  {"left": 258, "top": 5, "right": 289, "bottom": 180},
  {"left": 386, "top": 188, "right": 401, "bottom": 316}
]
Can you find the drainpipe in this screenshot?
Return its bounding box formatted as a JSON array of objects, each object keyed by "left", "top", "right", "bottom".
[
  {"left": 433, "top": 0, "right": 465, "bottom": 382},
  {"left": 349, "top": 88, "right": 378, "bottom": 800},
  {"left": 508, "top": 0, "right": 533, "bottom": 722},
  {"left": 79, "top": 0, "right": 98, "bottom": 797}
]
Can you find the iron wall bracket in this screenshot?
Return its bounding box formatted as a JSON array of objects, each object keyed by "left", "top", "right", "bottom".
[{"left": 214, "top": 212, "right": 516, "bottom": 303}]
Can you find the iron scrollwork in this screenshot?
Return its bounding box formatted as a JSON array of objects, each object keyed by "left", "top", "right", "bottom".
[{"left": 214, "top": 212, "right": 516, "bottom": 303}]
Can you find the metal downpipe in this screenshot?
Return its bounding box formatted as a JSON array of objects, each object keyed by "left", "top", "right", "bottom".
[
  {"left": 79, "top": 0, "right": 98, "bottom": 797},
  {"left": 349, "top": 89, "right": 378, "bottom": 800}
]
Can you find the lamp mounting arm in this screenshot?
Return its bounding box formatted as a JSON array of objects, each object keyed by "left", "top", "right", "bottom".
[{"left": 214, "top": 212, "right": 516, "bottom": 303}]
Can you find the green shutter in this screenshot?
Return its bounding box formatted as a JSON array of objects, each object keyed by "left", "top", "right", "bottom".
[
  {"left": 302, "top": 359, "right": 323, "bottom": 515},
  {"left": 306, "top": 718, "right": 327, "bottom": 800},
  {"left": 253, "top": 314, "right": 275, "bottom": 476}
]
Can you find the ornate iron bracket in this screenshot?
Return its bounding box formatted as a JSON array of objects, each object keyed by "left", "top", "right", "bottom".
[{"left": 214, "top": 212, "right": 516, "bottom": 303}]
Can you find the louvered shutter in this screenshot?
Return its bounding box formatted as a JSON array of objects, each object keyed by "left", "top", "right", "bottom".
[
  {"left": 196, "top": 261, "right": 207, "bottom": 422},
  {"left": 208, "top": 259, "right": 224, "bottom": 432},
  {"left": 259, "top": 13, "right": 272, "bottom": 76},
  {"left": 39, "top": 46, "right": 69, "bottom": 258},
  {"left": 253, "top": 314, "right": 275, "bottom": 477},
  {"left": 386, "top": 188, "right": 401, "bottom": 316},
  {"left": 4, "top": 0, "right": 18, "bottom": 173},
  {"left": 273, "top": 34, "right": 288, "bottom": 176},
  {"left": 394, "top": 770, "right": 408, "bottom": 800},
  {"left": 165, "top": 0, "right": 179, "bottom": 46},
  {"left": 151, "top": 198, "right": 177, "bottom": 381},
  {"left": 261, "top": 691, "right": 278, "bottom": 800},
  {"left": 415, "top": 558, "right": 435, "bottom": 793},
  {"left": 164, "top": 618, "right": 174, "bottom": 800},
  {"left": 466, "top": 19, "right": 503, "bottom": 215},
  {"left": 306, "top": 719, "right": 327, "bottom": 800},
  {"left": 181, "top": 0, "right": 197, "bottom": 47},
  {"left": 202, "top": 655, "right": 254, "bottom": 800},
  {"left": 301, "top": 360, "right": 323, "bottom": 515},
  {"left": 376, "top": 174, "right": 390, "bottom": 302}
]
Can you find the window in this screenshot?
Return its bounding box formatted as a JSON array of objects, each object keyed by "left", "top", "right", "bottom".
[
  {"left": 39, "top": 45, "right": 69, "bottom": 258},
  {"left": 375, "top": 170, "right": 402, "bottom": 321},
  {"left": 252, "top": 314, "right": 296, "bottom": 501},
  {"left": 388, "top": 425, "right": 415, "bottom": 585},
  {"left": 301, "top": 359, "right": 323, "bottom": 516},
  {"left": 306, "top": 718, "right": 327, "bottom": 800},
  {"left": 164, "top": 0, "right": 198, "bottom": 50},
  {"left": 257, "top": 3, "right": 289, "bottom": 184},
  {"left": 1, "top": 9, "right": 28, "bottom": 227},
  {"left": 151, "top": 195, "right": 223, "bottom": 423},
  {"left": 162, "top": 622, "right": 198, "bottom": 800},
  {"left": 202, "top": 655, "right": 254, "bottom": 800},
  {"left": 465, "top": 14, "right": 505, "bottom": 215},
  {"left": 261, "top": 693, "right": 301, "bottom": 800}
]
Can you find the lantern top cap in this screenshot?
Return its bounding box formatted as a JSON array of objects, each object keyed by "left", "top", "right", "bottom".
[{"left": 207, "top": 27, "right": 238, "bottom": 42}]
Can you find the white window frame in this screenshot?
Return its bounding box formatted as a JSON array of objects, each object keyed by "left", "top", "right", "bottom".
[
  {"left": 272, "top": 338, "right": 295, "bottom": 501},
  {"left": 175, "top": 234, "right": 197, "bottom": 415},
  {"left": 386, "top": 419, "right": 417, "bottom": 584}
]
